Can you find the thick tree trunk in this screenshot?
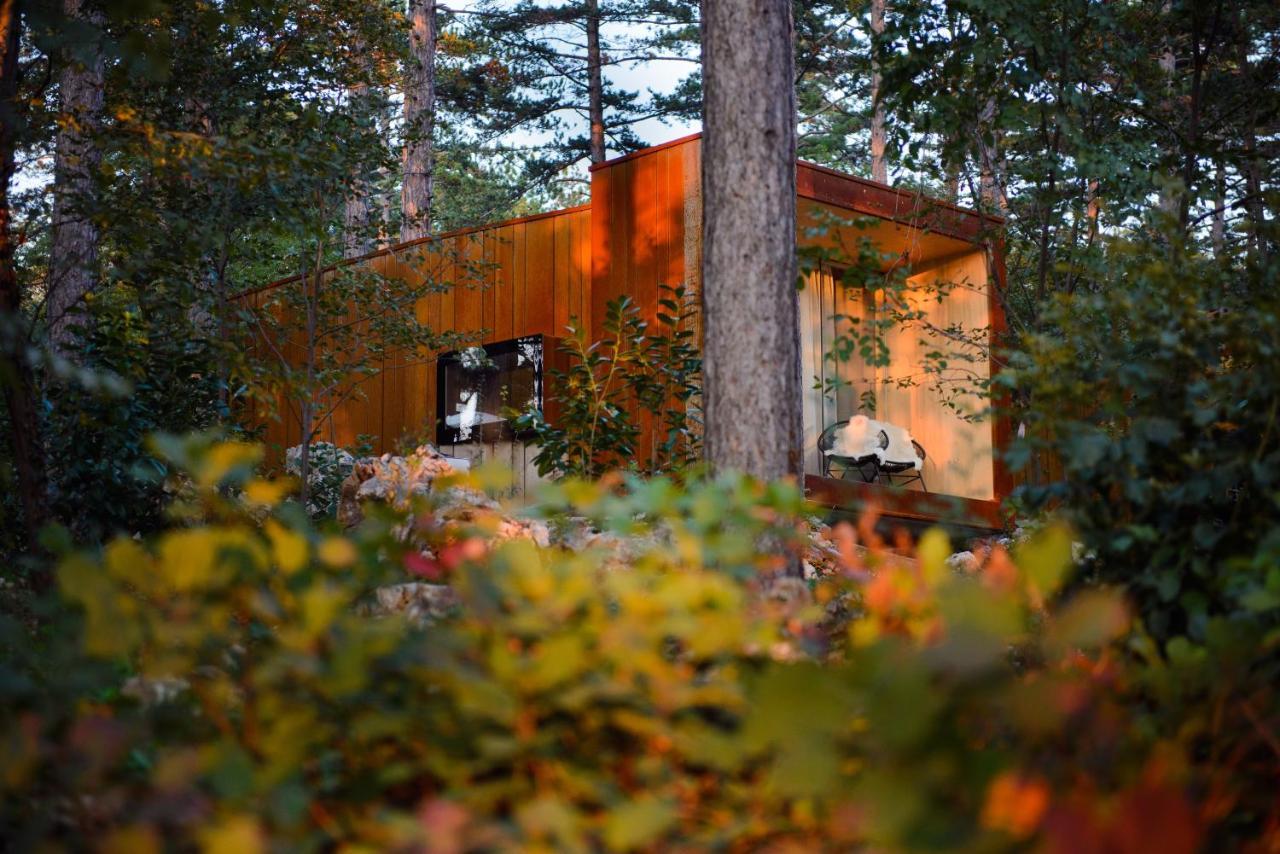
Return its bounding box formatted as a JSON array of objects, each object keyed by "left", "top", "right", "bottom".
[
  {"left": 586, "top": 0, "right": 606, "bottom": 163},
  {"left": 400, "top": 0, "right": 435, "bottom": 243},
  {"left": 0, "top": 0, "right": 52, "bottom": 564},
  {"left": 701, "top": 0, "right": 802, "bottom": 489},
  {"left": 48, "top": 0, "right": 104, "bottom": 354},
  {"left": 869, "top": 0, "right": 887, "bottom": 184}
]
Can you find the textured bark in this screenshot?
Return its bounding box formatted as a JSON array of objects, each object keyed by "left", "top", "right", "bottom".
[
  {"left": 1236, "top": 23, "right": 1265, "bottom": 258},
  {"left": 1157, "top": 1, "right": 1180, "bottom": 220},
  {"left": 1210, "top": 159, "right": 1225, "bottom": 257},
  {"left": 586, "top": 0, "right": 606, "bottom": 163},
  {"left": 0, "top": 0, "right": 52, "bottom": 563},
  {"left": 343, "top": 76, "right": 375, "bottom": 259},
  {"left": 1086, "top": 177, "right": 1101, "bottom": 244},
  {"left": 869, "top": 0, "right": 887, "bottom": 184},
  {"left": 975, "top": 95, "right": 1007, "bottom": 214},
  {"left": 48, "top": 0, "right": 104, "bottom": 354},
  {"left": 400, "top": 0, "right": 436, "bottom": 243},
  {"left": 701, "top": 0, "right": 802, "bottom": 489}
]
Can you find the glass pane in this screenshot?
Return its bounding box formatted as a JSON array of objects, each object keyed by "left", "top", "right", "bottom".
[{"left": 437, "top": 336, "right": 544, "bottom": 444}]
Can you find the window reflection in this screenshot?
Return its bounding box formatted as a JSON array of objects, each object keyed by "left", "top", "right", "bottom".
[{"left": 436, "top": 336, "right": 544, "bottom": 445}]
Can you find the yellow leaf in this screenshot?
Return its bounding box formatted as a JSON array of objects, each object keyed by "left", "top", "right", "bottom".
[
  {"left": 917, "top": 527, "right": 951, "bottom": 589},
  {"left": 300, "top": 584, "right": 348, "bottom": 636},
  {"left": 317, "top": 536, "right": 358, "bottom": 568},
  {"left": 527, "top": 634, "right": 585, "bottom": 689},
  {"left": 104, "top": 537, "right": 153, "bottom": 588},
  {"left": 158, "top": 529, "right": 223, "bottom": 591},
  {"left": 101, "top": 825, "right": 160, "bottom": 854},
  {"left": 197, "top": 442, "right": 262, "bottom": 488},
  {"left": 200, "top": 815, "right": 263, "bottom": 854},
  {"left": 1016, "top": 523, "right": 1075, "bottom": 599},
  {"left": 265, "top": 519, "right": 309, "bottom": 575},
  {"left": 602, "top": 798, "right": 677, "bottom": 851},
  {"left": 242, "top": 477, "right": 294, "bottom": 507},
  {"left": 60, "top": 555, "right": 141, "bottom": 657}
]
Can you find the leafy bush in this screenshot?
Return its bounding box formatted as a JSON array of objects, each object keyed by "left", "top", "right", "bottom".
[
  {"left": 2, "top": 437, "right": 1273, "bottom": 850},
  {"left": 515, "top": 286, "right": 702, "bottom": 479},
  {"left": 38, "top": 289, "right": 226, "bottom": 544},
  {"left": 284, "top": 442, "right": 357, "bottom": 519},
  {"left": 1004, "top": 239, "right": 1280, "bottom": 642}
]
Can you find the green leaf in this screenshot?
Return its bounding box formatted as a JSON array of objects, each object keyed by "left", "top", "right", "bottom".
[{"left": 602, "top": 799, "right": 677, "bottom": 851}]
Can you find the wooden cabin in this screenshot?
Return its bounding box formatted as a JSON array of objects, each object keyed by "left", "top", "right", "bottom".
[{"left": 236, "top": 134, "right": 1011, "bottom": 528}]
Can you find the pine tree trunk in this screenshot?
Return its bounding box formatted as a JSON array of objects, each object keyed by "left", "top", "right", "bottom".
[
  {"left": 1086, "top": 177, "right": 1101, "bottom": 244},
  {"left": 343, "top": 75, "right": 375, "bottom": 258},
  {"left": 401, "top": 0, "right": 435, "bottom": 243},
  {"left": 941, "top": 132, "right": 960, "bottom": 201},
  {"left": 1157, "top": 1, "right": 1180, "bottom": 220},
  {"left": 0, "top": 0, "right": 52, "bottom": 566},
  {"left": 1210, "top": 159, "right": 1225, "bottom": 257},
  {"left": 586, "top": 0, "right": 606, "bottom": 163},
  {"left": 701, "top": 0, "right": 802, "bottom": 488},
  {"left": 1236, "top": 22, "right": 1265, "bottom": 258},
  {"left": 869, "top": 0, "right": 887, "bottom": 184},
  {"left": 975, "top": 95, "right": 1007, "bottom": 214},
  {"left": 48, "top": 0, "right": 104, "bottom": 355}
]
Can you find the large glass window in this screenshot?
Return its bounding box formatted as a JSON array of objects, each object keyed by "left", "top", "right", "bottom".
[{"left": 436, "top": 336, "right": 545, "bottom": 444}]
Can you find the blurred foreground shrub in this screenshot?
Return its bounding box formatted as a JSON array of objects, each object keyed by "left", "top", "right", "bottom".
[{"left": 0, "top": 438, "right": 1275, "bottom": 852}]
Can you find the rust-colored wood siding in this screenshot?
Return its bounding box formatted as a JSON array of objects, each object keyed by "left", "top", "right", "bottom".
[
  {"left": 590, "top": 136, "right": 702, "bottom": 332},
  {"left": 236, "top": 206, "right": 591, "bottom": 459}
]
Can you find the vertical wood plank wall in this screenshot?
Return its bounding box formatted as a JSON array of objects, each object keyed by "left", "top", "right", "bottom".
[
  {"left": 240, "top": 206, "right": 591, "bottom": 463},
  {"left": 799, "top": 264, "right": 875, "bottom": 475},
  {"left": 590, "top": 137, "right": 702, "bottom": 330},
  {"left": 882, "top": 252, "right": 995, "bottom": 500}
]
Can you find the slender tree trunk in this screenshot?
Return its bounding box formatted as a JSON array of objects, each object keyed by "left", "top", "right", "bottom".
[
  {"left": 869, "top": 0, "right": 887, "bottom": 184},
  {"left": 1236, "top": 23, "right": 1265, "bottom": 258},
  {"left": 975, "top": 95, "right": 1007, "bottom": 214},
  {"left": 586, "top": 0, "right": 606, "bottom": 163},
  {"left": 1211, "top": 159, "right": 1225, "bottom": 257},
  {"left": 0, "top": 0, "right": 52, "bottom": 565},
  {"left": 1157, "top": 1, "right": 1180, "bottom": 220},
  {"left": 1086, "top": 177, "right": 1101, "bottom": 244},
  {"left": 48, "top": 0, "right": 104, "bottom": 355},
  {"left": 943, "top": 150, "right": 959, "bottom": 202},
  {"left": 401, "top": 0, "right": 435, "bottom": 243},
  {"left": 343, "top": 74, "right": 375, "bottom": 259},
  {"left": 701, "top": 0, "right": 802, "bottom": 488},
  {"left": 297, "top": 236, "right": 325, "bottom": 510}
]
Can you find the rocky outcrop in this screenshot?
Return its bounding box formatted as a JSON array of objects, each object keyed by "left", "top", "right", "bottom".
[{"left": 358, "top": 582, "right": 460, "bottom": 626}]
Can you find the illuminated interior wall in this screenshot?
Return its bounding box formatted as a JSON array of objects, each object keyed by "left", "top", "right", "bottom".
[{"left": 800, "top": 250, "right": 995, "bottom": 501}]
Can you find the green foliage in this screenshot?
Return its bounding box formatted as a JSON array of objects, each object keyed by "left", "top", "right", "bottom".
[
  {"left": 457, "top": 0, "right": 700, "bottom": 179},
  {"left": 1004, "top": 237, "right": 1280, "bottom": 642},
  {"left": 0, "top": 288, "right": 226, "bottom": 547},
  {"left": 284, "top": 442, "right": 359, "bottom": 520},
  {"left": 515, "top": 286, "right": 702, "bottom": 479},
  {"left": 2, "top": 436, "right": 1272, "bottom": 850}
]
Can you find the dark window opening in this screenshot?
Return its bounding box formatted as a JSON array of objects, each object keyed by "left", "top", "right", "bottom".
[{"left": 436, "top": 335, "right": 545, "bottom": 445}]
